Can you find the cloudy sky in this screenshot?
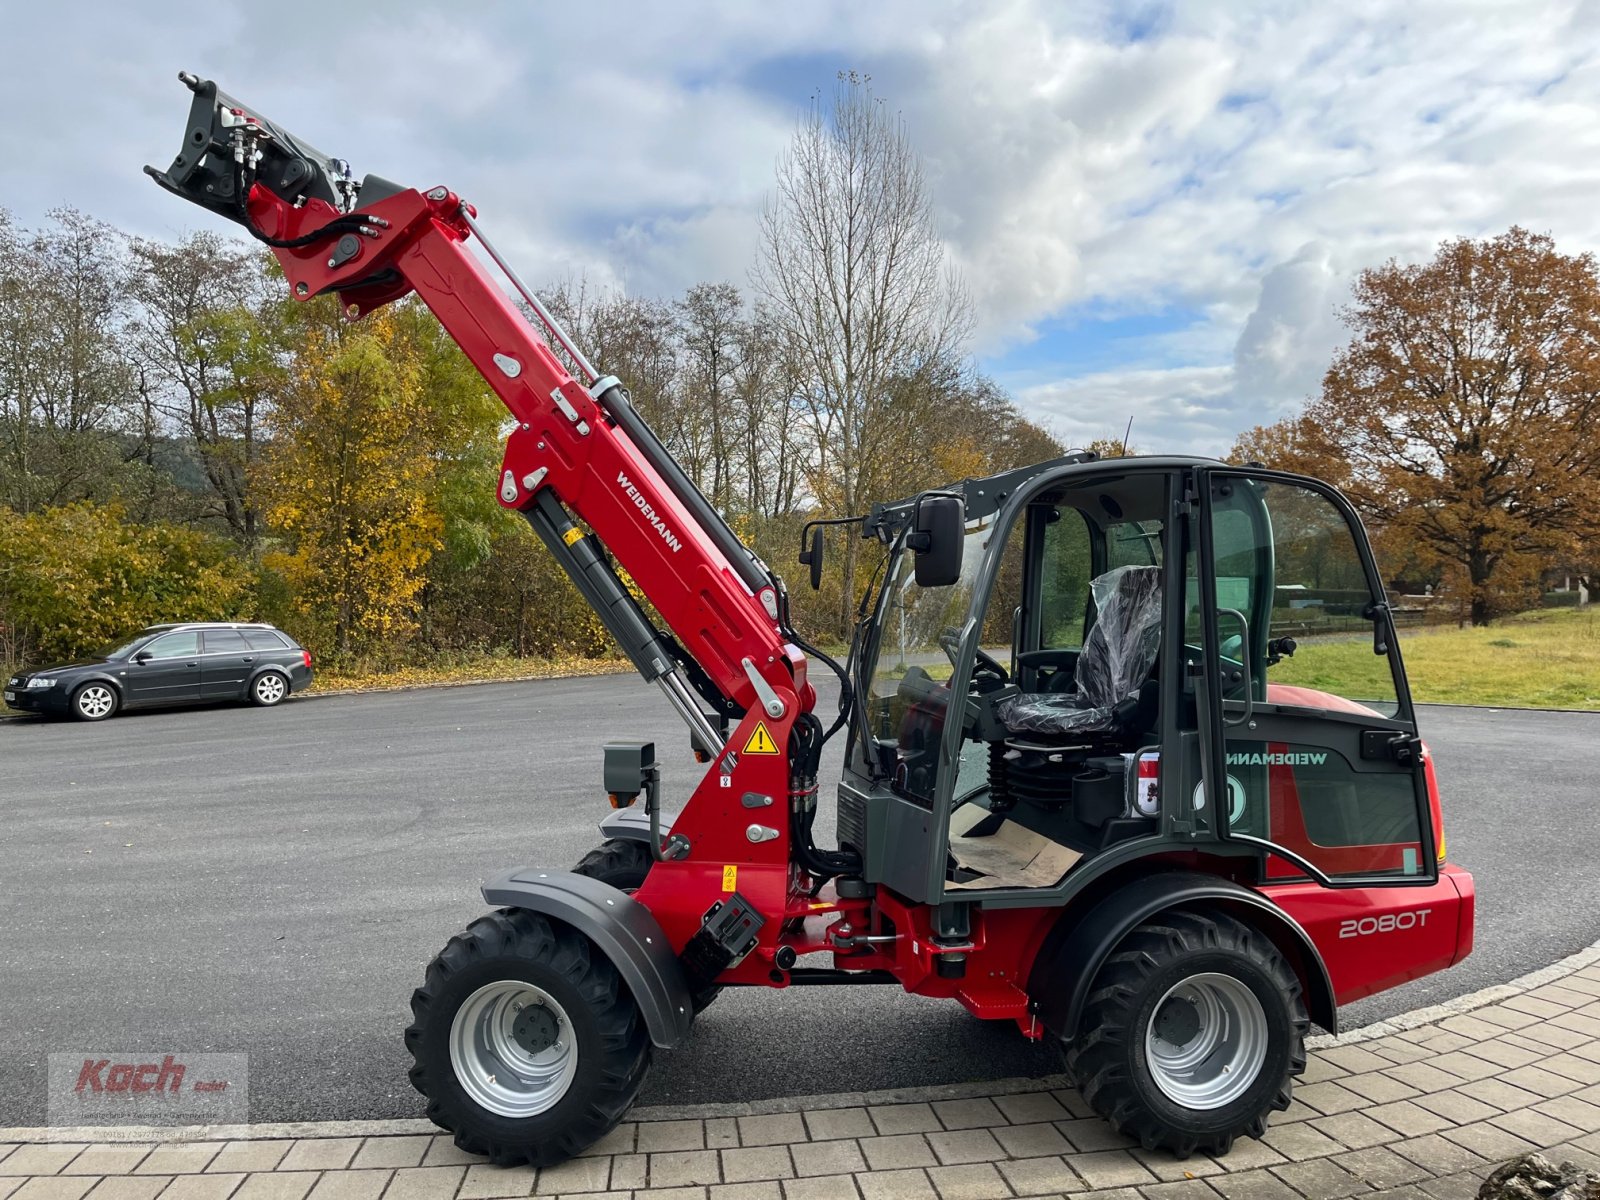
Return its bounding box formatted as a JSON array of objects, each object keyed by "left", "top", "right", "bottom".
[{"left": 4, "top": 0, "right": 1599, "bottom": 454}]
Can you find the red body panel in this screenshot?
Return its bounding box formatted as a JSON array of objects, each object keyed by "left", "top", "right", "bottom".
[{"left": 1265, "top": 865, "right": 1475, "bottom": 1004}]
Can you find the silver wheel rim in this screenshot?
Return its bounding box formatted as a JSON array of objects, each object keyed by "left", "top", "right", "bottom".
[
  {"left": 256, "top": 675, "right": 285, "bottom": 704},
  {"left": 449, "top": 981, "right": 578, "bottom": 1117},
  {"left": 77, "top": 686, "right": 114, "bottom": 719},
  {"left": 1144, "top": 972, "right": 1268, "bottom": 1110}
]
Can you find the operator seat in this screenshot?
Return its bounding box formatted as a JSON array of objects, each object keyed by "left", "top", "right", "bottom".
[{"left": 997, "top": 564, "right": 1164, "bottom": 737}]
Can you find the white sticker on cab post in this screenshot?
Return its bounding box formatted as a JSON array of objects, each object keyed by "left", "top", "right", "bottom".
[{"left": 1135, "top": 752, "right": 1160, "bottom": 817}]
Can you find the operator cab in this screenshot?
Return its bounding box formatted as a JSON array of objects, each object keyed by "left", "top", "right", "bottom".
[{"left": 840, "top": 455, "right": 1439, "bottom": 904}]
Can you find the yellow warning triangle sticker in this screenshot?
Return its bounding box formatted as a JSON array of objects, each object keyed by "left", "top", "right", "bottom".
[{"left": 743, "top": 722, "right": 780, "bottom": 755}]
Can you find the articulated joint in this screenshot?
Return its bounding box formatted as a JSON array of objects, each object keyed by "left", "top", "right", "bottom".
[{"left": 741, "top": 657, "right": 786, "bottom": 719}]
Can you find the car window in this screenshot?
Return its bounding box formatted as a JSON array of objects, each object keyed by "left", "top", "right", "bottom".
[
  {"left": 203, "top": 630, "right": 249, "bottom": 653},
  {"left": 243, "top": 630, "right": 291, "bottom": 651},
  {"left": 145, "top": 632, "right": 199, "bottom": 659}
]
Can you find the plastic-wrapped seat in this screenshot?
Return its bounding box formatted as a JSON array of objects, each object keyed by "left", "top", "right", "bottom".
[{"left": 997, "top": 564, "right": 1163, "bottom": 737}]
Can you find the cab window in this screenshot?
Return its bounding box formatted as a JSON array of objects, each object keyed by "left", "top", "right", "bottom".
[
  {"left": 1206, "top": 477, "right": 1401, "bottom": 717},
  {"left": 1037, "top": 508, "right": 1091, "bottom": 650}
]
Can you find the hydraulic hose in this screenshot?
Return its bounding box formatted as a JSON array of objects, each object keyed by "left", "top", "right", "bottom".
[{"left": 787, "top": 711, "right": 862, "bottom": 881}]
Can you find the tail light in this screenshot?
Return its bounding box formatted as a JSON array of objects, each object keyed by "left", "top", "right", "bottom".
[
  {"left": 1422, "top": 744, "right": 1446, "bottom": 863},
  {"left": 302, "top": 649, "right": 313, "bottom": 670}
]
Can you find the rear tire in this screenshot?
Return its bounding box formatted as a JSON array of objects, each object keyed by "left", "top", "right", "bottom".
[
  {"left": 1062, "top": 908, "right": 1307, "bottom": 1158},
  {"left": 249, "top": 670, "right": 289, "bottom": 707},
  {"left": 71, "top": 683, "right": 119, "bottom": 722},
  {"left": 406, "top": 908, "right": 651, "bottom": 1166},
  {"left": 572, "top": 839, "right": 655, "bottom": 890},
  {"left": 572, "top": 839, "right": 721, "bottom": 1014}
]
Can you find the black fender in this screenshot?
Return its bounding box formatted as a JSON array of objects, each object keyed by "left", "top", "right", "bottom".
[
  {"left": 481, "top": 867, "right": 693, "bottom": 1049},
  {"left": 1027, "top": 869, "right": 1337, "bottom": 1041},
  {"left": 598, "top": 807, "right": 679, "bottom": 843}
]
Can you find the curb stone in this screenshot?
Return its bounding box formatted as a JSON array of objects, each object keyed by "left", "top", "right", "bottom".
[
  {"left": 6, "top": 934, "right": 1599, "bottom": 1145},
  {"left": 7, "top": 946, "right": 1600, "bottom": 1200}
]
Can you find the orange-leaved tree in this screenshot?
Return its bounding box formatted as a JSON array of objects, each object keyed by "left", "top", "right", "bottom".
[
  {"left": 262, "top": 301, "right": 444, "bottom": 660},
  {"left": 1305, "top": 228, "right": 1600, "bottom": 625}
]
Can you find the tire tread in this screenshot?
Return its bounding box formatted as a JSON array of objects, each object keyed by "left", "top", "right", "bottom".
[
  {"left": 1063, "top": 906, "right": 1308, "bottom": 1159},
  {"left": 405, "top": 907, "right": 650, "bottom": 1166}
]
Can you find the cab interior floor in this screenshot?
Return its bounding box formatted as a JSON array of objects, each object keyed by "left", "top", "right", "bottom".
[{"left": 946, "top": 803, "right": 1083, "bottom": 890}]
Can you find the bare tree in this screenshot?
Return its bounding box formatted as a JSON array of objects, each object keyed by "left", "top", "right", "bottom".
[
  {"left": 124, "top": 233, "right": 285, "bottom": 547},
  {"left": 755, "top": 72, "right": 972, "bottom": 630},
  {"left": 0, "top": 209, "right": 133, "bottom": 512},
  {"left": 677, "top": 282, "right": 744, "bottom": 507}
]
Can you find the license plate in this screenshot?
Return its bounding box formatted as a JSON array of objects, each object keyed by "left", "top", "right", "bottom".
[{"left": 3, "top": 692, "right": 14, "bottom": 703}]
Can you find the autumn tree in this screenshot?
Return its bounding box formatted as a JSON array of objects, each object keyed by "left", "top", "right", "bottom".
[
  {"left": 0, "top": 502, "right": 254, "bottom": 666},
  {"left": 1226, "top": 415, "right": 1346, "bottom": 483},
  {"left": 262, "top": 301, "right": 444, "bottom": 659},
  {"left": 756, "top": 73, "right": 972, "bottom": 631},
  {"left": 1309, "top": 228, "right": 1600, "bottom": 624}
]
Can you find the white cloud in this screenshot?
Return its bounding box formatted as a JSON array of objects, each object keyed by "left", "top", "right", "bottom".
[
  {"left": 4, "top": 0, "right": 1599, "bottom": 455},
  {"left": 1018, "top": 365, "right": 1235, "bottom": 454}
]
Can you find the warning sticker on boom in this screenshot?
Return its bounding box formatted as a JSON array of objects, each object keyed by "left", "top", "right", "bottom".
[{"left": 743, "top": 723, "right": 780, "bottom": 755}]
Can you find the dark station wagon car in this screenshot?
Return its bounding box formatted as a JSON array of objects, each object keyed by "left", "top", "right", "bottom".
[{"left": 5, "top": 622, "right": 314, "bottom": 721}]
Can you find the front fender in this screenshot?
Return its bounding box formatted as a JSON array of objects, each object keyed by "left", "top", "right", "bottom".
[
  {"left": 1027, "top": 869, "right": 1338, "bottom": 1040},
  {"left": 481, "top": 868, "right": 693, "bottom": 1049}
]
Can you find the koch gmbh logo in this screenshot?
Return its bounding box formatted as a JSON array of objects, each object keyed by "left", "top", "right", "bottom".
[{"left": 48, "top": 1053, "right": 247, "bottom": 1126}]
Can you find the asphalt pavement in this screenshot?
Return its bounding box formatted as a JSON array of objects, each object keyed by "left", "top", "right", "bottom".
[{"left": 0, "top": 675, "right": 1593, "bottom": 1125}]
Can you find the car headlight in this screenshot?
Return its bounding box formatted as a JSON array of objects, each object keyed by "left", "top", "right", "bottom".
[{"left": 27, "top": 677, "right": 57, "bottom": 689}]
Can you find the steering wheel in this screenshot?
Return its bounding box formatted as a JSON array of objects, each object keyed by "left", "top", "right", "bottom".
[{"left": 938, "top": 628, "right": 1009, "bottom": 682}]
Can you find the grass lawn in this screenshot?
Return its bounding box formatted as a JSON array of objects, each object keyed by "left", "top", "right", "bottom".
[{"left": 1274, "top": 607, "right": 1600, "bottom": 711}]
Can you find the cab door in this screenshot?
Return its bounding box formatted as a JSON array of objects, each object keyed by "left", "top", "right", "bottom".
[{"left": 1192, "top": 469, "right": 1437, "bottom": 887}]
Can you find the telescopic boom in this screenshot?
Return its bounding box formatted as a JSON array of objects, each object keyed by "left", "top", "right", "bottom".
[{"left": 145, "top": 73, "right": 814, "bottom": 749}]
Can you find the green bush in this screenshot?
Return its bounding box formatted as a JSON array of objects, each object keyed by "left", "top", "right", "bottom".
[
  {"left": 1543, "top": 590, "right": 1583, "bottom": 609},
  {"left": 0, "top": 503, "right": 258, "bottom": 667}
]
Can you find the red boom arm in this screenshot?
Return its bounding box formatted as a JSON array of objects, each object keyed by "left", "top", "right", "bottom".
[{"left": 239, "top": 182, "right": 812, "bottom": 729}]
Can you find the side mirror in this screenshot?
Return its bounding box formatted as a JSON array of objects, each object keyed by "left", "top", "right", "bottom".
[
  {"left": 134, "top": 650, "right": 152, "bottom": 664},
  {"left": 797, "top": 525, "right": 825, "bottom": 591},
  {"left": 909, "top": 495, "right": 965, "bottom": 588}
]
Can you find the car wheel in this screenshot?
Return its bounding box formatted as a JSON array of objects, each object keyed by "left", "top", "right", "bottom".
[
  {"left": 250, "top": 670, "right": 289, "bottom": 707},
  {"left": 1063, "top": 908, "right": 1307, "bottom": 1158},
  {"left": 71, "top": 683, "right": 119, "bottom": 722},
  {"left": 405, "top": 907, "right": 651, "bottom": 1165},
  {"left": 572, "top": 839, "right": 721, "bottom": 1014}
]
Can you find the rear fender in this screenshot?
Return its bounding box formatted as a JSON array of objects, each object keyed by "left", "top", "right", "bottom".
[
  {"left": 481, "top": 868, "right": 693, "bottom": 1049},
  {"left": 1026, "top": 869, "right": 1337, "bottom": 1040},
  {"left": 598, "top": 808, "right": 654, "bottom": 843}
]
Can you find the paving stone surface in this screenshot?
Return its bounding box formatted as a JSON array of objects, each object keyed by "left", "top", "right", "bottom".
[{"left": 7, "top": 959, "right": 1600, "bottom": 1199}]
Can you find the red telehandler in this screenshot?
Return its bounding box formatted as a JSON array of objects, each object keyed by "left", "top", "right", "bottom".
[{"left": 148, "top": 73, "right": 1474, "bottom": 1164}]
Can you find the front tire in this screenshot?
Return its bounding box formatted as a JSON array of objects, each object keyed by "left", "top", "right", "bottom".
[
  {"left": 249, "top": 670, "right": 289, "bottom": 707},
  {"left": 1063, "top": 908, "right": 1307, "bottom": 1158},
  {"left": 406, "top": 908, "right": 651, "bottom": 1166},
  {"left": 572, "top": 839, "right": 721, "bottom": 1014},
  {"left": 71, "top": 683, "right": 119, "bottom": 722}
]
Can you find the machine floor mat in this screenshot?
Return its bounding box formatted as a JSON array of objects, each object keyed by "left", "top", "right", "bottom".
[{"left": 946, "top": 803, "right": 1083, "bottom": 890}]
